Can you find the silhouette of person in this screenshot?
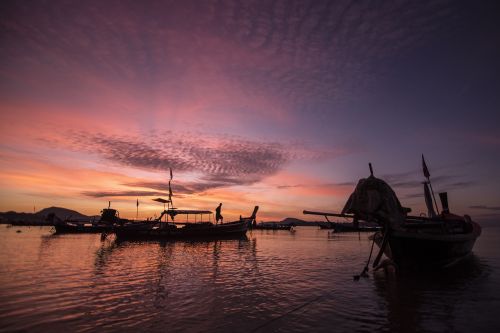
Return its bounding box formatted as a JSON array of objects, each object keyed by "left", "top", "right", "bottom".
[{"left": 216, "top": 203, "right": 223, "bottom": 224}]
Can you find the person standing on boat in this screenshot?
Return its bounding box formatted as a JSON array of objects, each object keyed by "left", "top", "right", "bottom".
[{"left": 216, "top": 203, "right": 223, "bottom": 224}]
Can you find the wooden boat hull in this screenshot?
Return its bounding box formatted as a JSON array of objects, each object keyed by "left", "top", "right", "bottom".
[
  {"left": 114, "top": 219, "right": 250, "bottom": 240},
  {"left": 51, "top": 208, "right": 123, "bottom": 234},
  {"left": 375, "top": 222, "right": 481, "bottom": 269}
]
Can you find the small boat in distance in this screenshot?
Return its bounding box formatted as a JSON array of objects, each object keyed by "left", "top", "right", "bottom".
[
  {"left": 51, "top": 208, "right": 126, "bottom": 234},
  {"left": 250, "top": 222, "right": 292, "bottom": 230},
  {"left": 304, "top": 158, "right": 482, "bottom": 270},
  {"left": 314, "top": 219, "right": 381, "bottom": 232}
]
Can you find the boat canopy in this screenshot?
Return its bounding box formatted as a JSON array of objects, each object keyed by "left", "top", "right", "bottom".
[
  {"left": 167, "top": 209, "right": 212, "bottom": 215},
  {"left": 153, "top": 198, "right": 171, "bottom": 204}
]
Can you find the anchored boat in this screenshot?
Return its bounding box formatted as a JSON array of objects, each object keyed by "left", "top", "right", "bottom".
[
  {"left": 52, "top": 208, "right": 125, "bottom": 234},
  {"left": 114, "top": 169, "right": 258, "bottom": 240},
  {"left": 114, "top": 206, "right": 258, "bottom": 240},
  {"left": 304, "top": 158, "right": 481, "bottom": 270}
]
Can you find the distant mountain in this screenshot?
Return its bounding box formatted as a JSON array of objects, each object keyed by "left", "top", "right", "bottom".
[
  {"left": 279, "top": 217, "right": 320, "bottom": 226},
  {"left": 36, "top": 206, "right": 89, "bottom": 220},
  {"left": 0, "top": 206, "right": 90, "bottom": 224}
]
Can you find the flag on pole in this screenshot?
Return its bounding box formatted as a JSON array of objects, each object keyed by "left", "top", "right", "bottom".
[
  {"left": 170, "top": 168, "right": 173, "bottom": 180},
  {"left": 422, "top": 154, "right": 430, "bottom": 178},
  {"left": 136, "top": 199, "right": 139, "bottom": 207}
]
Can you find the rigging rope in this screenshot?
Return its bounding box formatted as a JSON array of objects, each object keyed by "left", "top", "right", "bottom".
[{"left": 354, "top": 234, "right": 376, "bottom": 281}]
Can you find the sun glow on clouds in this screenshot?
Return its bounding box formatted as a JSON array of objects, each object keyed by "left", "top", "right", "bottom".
[
  {"left": 1, "top": 0, "right": 499, "bottom": 220},
  {"left": 0, "top": 115, "right": 347, "bottom": 219}
]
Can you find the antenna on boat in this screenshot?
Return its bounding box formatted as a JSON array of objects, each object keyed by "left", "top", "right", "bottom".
[
  {"left": 369, "top": 163, "right": 374, "bottom": 177},
  {"left": 422, "top": 154, "right": 440, "bottom": 215}
]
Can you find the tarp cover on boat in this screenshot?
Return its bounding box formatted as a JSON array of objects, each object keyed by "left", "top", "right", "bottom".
[{"left": 341, "top": 175, "right": 410, "bottom": 228}]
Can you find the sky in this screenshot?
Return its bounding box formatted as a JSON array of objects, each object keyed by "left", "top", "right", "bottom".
[{"left": 1, "top": 0, "right": 499, "bottom": 222}]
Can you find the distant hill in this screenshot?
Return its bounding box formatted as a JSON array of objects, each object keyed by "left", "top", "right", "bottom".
[
  {"left": 36, "top": 206, "right": 89, "bottom": 220},
  {"left": 0, "top": 206, "right": 90, "bottom": 224},
  {"left": 279, "top": 217, "right": 321, "bottom": 226}
]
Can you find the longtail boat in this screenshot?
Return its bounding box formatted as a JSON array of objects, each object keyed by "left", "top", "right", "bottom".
[
  {"left": 52, "top": 208, "right": 125, "bottom": 234},
  {"left": 115, "top": 168, "right": 258, "bottom": 240},
  {"left": 114, "top": 206, "right": 258, "bottom": 240},
  {"left": 304, "top": 158, "right": 481, "bottom": 270}
]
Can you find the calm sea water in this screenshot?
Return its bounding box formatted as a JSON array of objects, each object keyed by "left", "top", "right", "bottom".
[{"left": 1, "top": 225, "right": 499, "bottom": 332}]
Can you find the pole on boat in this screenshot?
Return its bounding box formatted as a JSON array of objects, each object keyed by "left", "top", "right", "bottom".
[
  {"left": 369, "top": 163, "right": 374, "bottom": 177},
  {"left": 303, "top": 210, "right": 354, "bottom": 218},
  {"left": 422, "top": 154, "right": 440, "bottom": 215},
  {"left": 439, "top": 192, "right": 450, "bottom": 213},
  {"left": 168, "top": 168, "right": 174, "bottom": 215},
  {"left": 136, "top": 198, "right": 139, "bottom": 220}
]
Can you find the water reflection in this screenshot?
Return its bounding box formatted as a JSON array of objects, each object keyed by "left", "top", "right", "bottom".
[
  {"left": 94, "top": 240, "right": 120, "bottom": 275},
  {"left": 38, "top": 232, "right": 60, "bottom": 256},
  {"left": 1, "top": 227, "right": 499, "bottom": 332},
  {"left": 87, "top": 236, "right": 259, "bottom": 327},
  {"left": 373, "top": 255, "right": 489, "bottom": 332}
]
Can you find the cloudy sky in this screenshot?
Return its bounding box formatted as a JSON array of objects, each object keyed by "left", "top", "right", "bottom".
[{"left": 1, "top": 0, "right": 499, "bottom": 221}]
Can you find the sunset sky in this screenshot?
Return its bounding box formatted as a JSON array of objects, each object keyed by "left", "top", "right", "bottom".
[{"left": 1, "top": 0, "right": 499, "bottom": 221}]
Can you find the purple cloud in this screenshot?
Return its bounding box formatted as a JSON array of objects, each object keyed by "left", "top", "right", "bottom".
[{"left": 64, "top": 130, "right": 343, "bottom": 196}]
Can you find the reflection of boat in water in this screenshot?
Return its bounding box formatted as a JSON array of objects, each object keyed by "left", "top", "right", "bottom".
[
  {"left": 115, "top": 206, "right": 258, "bottom": 240},
  {"left": 305, "top": 158, "right": 482, "bottom": 270},
  {"left": 373, "top": 254, "right": 487, "bottom": 332},
  {"left": 52, "top": 208, "right": 125, "bottom": 234}
]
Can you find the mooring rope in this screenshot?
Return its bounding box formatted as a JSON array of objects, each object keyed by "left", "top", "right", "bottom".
[
  {"left": 249, "top": 293, "right": 327, "bottom": 332},
  {"left": 353, "top": 234, "right": 376, "bottom": 281},
  {"left": 250, "top": 233, "right": 380, "bottom": 331}
]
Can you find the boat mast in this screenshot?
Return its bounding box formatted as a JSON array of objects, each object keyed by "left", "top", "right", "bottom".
[
  {"left": 422, "top": 154, "right": 440, "bottom": 215},
  {"left": 168, "top": 168, "right": 174, "bottom": 211}
]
